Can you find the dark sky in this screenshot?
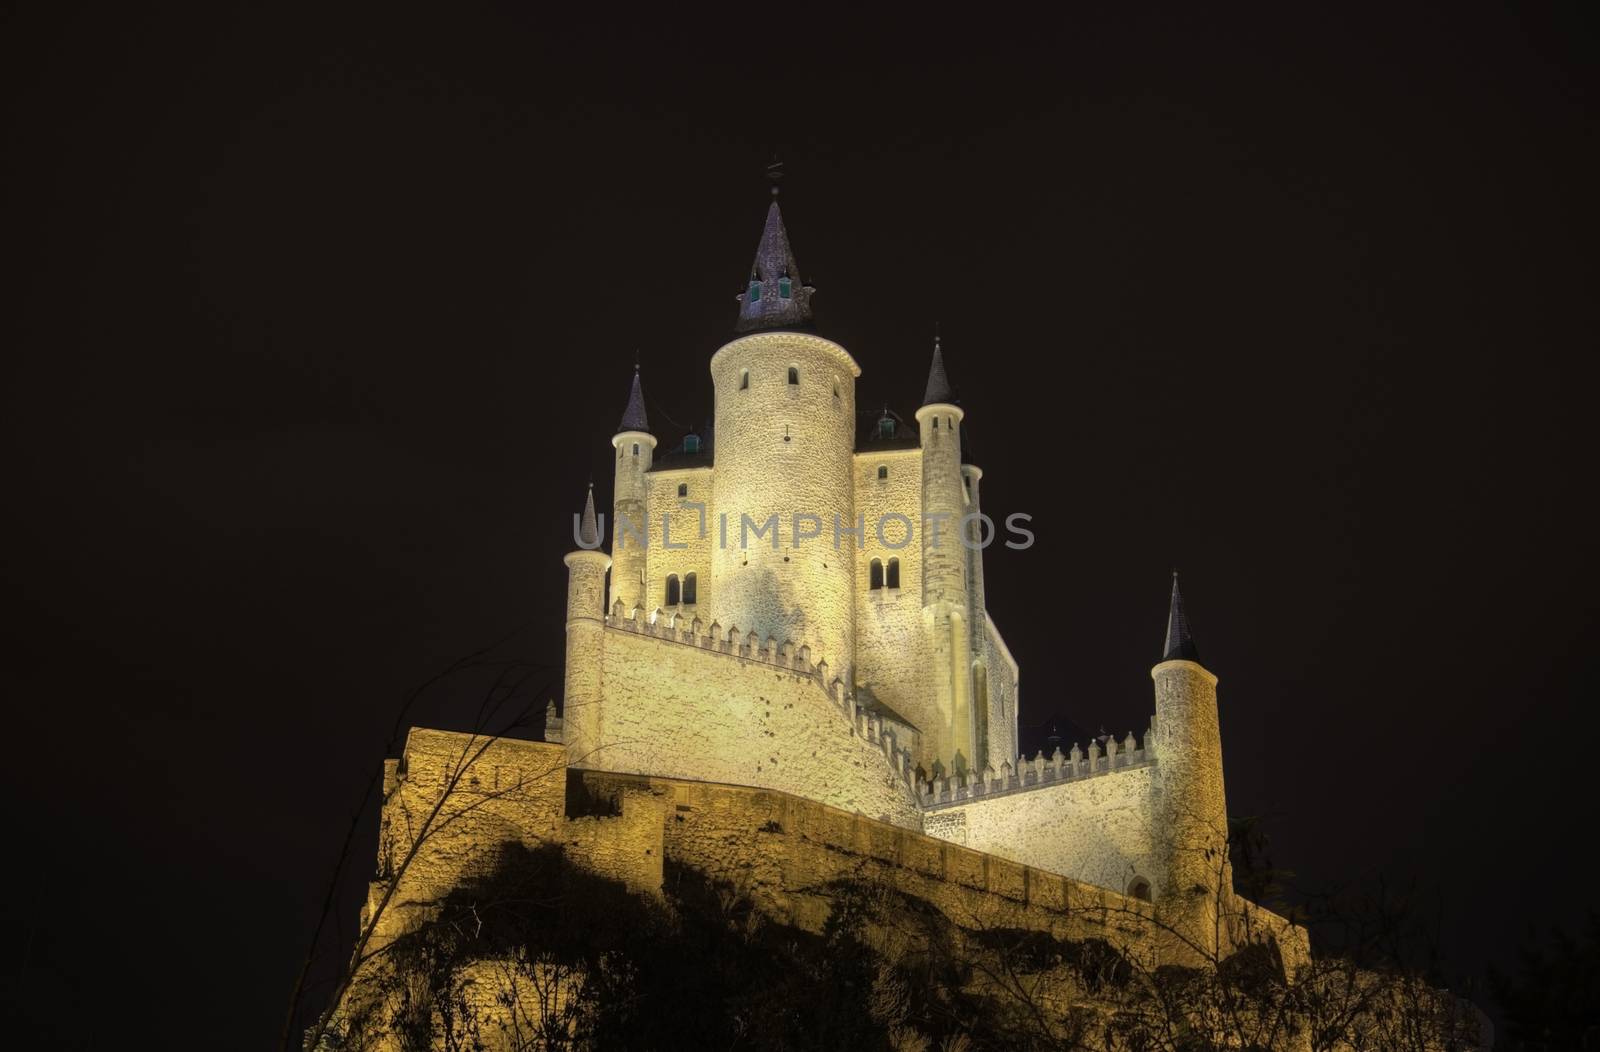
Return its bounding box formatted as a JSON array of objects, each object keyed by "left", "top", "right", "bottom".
[{"left": 3, "top": 3, "right": 1595, "bottom": 1045}]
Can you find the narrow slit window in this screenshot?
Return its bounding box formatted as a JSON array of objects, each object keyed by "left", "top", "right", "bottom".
[
  {"left": 665, "top": 574, "right": 680, "bottom": 606},
  {"left": 632, "top": 443, "right": 640, "bottom": 456},
  {"left": 739, "top": 370, "right": 749, "bottom": 391},
  {"left": 877, "top": 465, "right": 888, "bottom": 480},
  {"left": 788, "top": 366, "right": 799, "bottom": 385},
  {"left": 887, "top": 558, "right": 900, "bottom": 589},
  {"left": 682, "top": 572, "right": 697, "bottom": 604},
  {"left": 933, "top": 418, "right": 939, "bottom": 430}
]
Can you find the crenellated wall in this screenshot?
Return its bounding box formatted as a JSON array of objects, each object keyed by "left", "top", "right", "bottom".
[{"left": 579, "top": 603, "right": 924, "bottom": 827}]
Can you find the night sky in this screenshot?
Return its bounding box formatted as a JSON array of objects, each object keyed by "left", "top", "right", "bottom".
[{"left": 3, "top": 4, "right": 1595, "bottom": 1045}]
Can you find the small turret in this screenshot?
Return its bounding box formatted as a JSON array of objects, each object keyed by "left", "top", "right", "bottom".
[
  {"left": 563, "top": 483, "right": 612, "bottom": 769},
  {"left": 1148, "top": 573, "right": 1230, "bottom": 958},
  {"left": 610, "top": 365, "right": 656, "bottom": 614}
]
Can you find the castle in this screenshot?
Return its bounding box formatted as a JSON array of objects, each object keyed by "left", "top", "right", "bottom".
[{"left": 331, "top": 183, "right": 1313, "bottom": 1047}]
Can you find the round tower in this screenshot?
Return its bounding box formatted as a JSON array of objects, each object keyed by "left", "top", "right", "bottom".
[
  {"left": 1149, "top": 575, "right": 1230, "bottom": 954},
  {"left": 609, "top": 366, "right": 655, "bottom": 614},
  {"left": 563, "top": 485, "right": 611, "bottom": 770},
  {"left": 707, "top": 190, "right": 860, "bottom": 675},
  {"left": 917, "top": 335, "right": 976, "bottom": 771}
]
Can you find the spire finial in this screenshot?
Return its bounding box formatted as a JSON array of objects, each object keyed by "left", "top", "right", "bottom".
[
  {"left": 766, "top": 156, "right": 784, "bottom": 196},
  {"left": 577, "top": 484, "right": 600, "bottom": 548},
  {"left": 922, "top": 329, "right": 954, "bottom": 406},
  {"left": 617, "top": 364, "right": 650, "bottom": 434},
  {"left": 1162, "top": 572, "right": 1200, "bottom": 662}
]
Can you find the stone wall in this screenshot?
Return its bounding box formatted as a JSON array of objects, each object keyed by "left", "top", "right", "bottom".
[{"left": 586, "top": 615, "right": 924, "bottom": 828}]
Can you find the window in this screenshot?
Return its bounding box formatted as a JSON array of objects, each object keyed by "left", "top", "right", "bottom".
[
  {"left": 747, "top": 280, "right": 761, "bottom": 303},
  {"left": 632, "top": 443, "right": 640, "bottom": 456},
  {"left": 788, "top": 366, "right": 799, "bottom": 385},
  {"left": 886, "top": 558, "right": 900, "bottom": 589},
  {"left": 682, "top": 572, "right": 697, "bottom": 604},
  {"left": 665, "top": 574, "right": 680, "bottom": 606},
  {"left": 1128, "top": 877, "right": 1152, "bottom": 903},
  {"left": 877, "top": 465, "right": 888, "bottom": 480},
  {"left": 677, "top": 483, "right": 687, "bottom": 497},
  {"left": 947, "top": 416, "right": 954, "bottom": 429},
  {"left": 932, "top": 417, "right": 939, "bottom": 430},
  {"left": 778, "top": 276, "right": 791, "bottom": 299},
  {"left": 878, "top": 417, "right": 894, "bottom": 439},
  {"left": 739, "top": 369, "right": 749, "bottom": 391},
  {"left": 684, "top": 434, "right": 700, "bottom": 453},
  {"left": 869, "top": 558, "right": 883, "bottom": 591}
]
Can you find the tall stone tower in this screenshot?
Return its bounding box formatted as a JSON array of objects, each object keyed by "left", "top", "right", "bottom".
[
  {"left": 563, "top": 485, "right": 611, "bottom": 769},
  {"left": 609, "top": 367, "right": 654, "bottom": 614},
  {"left": 916, "top": 338, "right": 977, "bottom": 772},
  {"left": 1150, "top": 575, "right": 1231, "bottom": 949},
  {"left": 707, "top": 185, "right": 860, "bottom": 676}
]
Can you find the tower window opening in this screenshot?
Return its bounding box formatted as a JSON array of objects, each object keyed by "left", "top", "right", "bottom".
[
  {"left": 665, "top": 574, "right": 681, "bottom": 606},
  {"left": 683, "top": 572, "right": 697, "bottom": 604},
  {"left": 878, "top": 417, "right": 894, "bottom": 439},
  {"left": 877, "top": 465, "right": 888, "bottom": 480},
  {"left": 778, "top": 276, "right": 791, "bottom": 299},
  {"left": 739, "top": 370, "right": 749, "bottom": 391},
  {"left": 683, "top": 434, "right": 700, "bottom": 453},
  {"left": 933, "top": 417, "right": 939, "bottom": 430},
  {"left": 869, "top": 558, "right": 884, "bottom": 591},
  {"left": 886, "top": 558, "right": 900, "bottom": 589},
  {"left": 788, "top": 366, "right": 799, "bottom": 385},
  {"left": 747, "top": 280, "right": 761, "bottom": 303},
  {"left": 677, "top": 483, "right": 687, "bottom": 497},
  {"left": 1128, "top": 877, "right": 1152, "bottom": 903},
  {"left": 632, "top": 443, "right": 640, "bottom": 456},
  {"left": 947, "top": 416, "right": 954, "bottom": 429}
]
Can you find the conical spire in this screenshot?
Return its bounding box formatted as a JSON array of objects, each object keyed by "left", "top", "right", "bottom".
[
  {"left": 734, "top": 168, "right": 814, "bottom": 333},
  {"left": 1162, "top": 572, "right": 1200, "bottom": 662},
  {"left": 617, "top": 365, "right": 650, "bottom": 433},
  {"left": 577, "top": 483, "right": 600, "bottom": 548},
  {"left": 923, "top": 331, "right": 954, "bottom": 405}
]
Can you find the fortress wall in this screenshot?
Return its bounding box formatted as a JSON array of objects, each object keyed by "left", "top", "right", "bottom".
[
  {"left": 591, "top": 621, "right": 923, "bottom": 827},
  {"left": 576, "top": 769, "right": 1167, "bottom": 960},
  {"left": 641, "top": 465, "right": 714, "bottom": 618},
  {"left": 852, "top": 448, "right": 938, "bottom": 761},
  {"left": 924, "top": 763, "right": 1160, "bottom": 899}
]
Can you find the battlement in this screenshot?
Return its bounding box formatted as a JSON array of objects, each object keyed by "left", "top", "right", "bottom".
[
  {"left": 604, "top": 601, "right": 920, "bottom": 793},
  {"left": 920, "top": 727, "right": 1154, "bottom": 810}
]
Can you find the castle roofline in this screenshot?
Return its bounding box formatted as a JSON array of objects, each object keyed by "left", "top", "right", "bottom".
[{"left": 709, "top": 330, "right": 861, "bottom": 378}]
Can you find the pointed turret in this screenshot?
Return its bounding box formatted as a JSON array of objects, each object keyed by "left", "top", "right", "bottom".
[
  {"left": 617, "top": 365, "right": 650, "bottom": 434},
  {"left": 577, "top": 483, "right": 600, "bottom": 549},
  {"left": 923, "top": 333, "right": 954, "bottom": 406},
  {"left": 1162, "top": 572, "right": 1200, "bottom": 662},
  {"left": 734, "top": 168, "right": 814, "bottom": 333}
]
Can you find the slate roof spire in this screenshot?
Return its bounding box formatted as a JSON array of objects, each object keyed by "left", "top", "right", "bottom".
[
  {"left": 923, "top": 329, "right": 954, "bottom": 406},
  {"left": 1162, "top": 572, "right": 1201, "bottom": 662},
  {"left": 734, "top": 161, "right": 815, "bottom": 333},
  {"left": 577, "top": 483, "right": 600, "bottom": 549},
  {"left": 617, "top": 364, "right": 650, "bottom": 434}
]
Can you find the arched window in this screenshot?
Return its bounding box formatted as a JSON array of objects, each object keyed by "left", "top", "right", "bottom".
[
  {"left": 869, "top": 558, "right": 884, "bottom": 591},
  {"left": 632, "top": 443, "right": 640, "bottom": 456},
  {"left": 682, "top": 572, "right": 697, "bottom": 604},
  {"left": 877, "top": 465, "right": 888, "bottom": 480},
  {"left": 886, "top": 558, "right": 900, "bottom": 589},
  {"left": 932, "top": 417, "right": 939, "bottom": 430},
  {"left": 787, "top": 366, "right": 799, "bottom": 385},
  {"left": 739, "top": 369, "right": 749, "bottom": 390},
  {"left": 665, "top": 574, "right": 680, "bottom": 606},
  {"left": 1127, "top": 877, "right": 1152, "bottom": 902},
  {"left": 677, "top": 483, "right": 687, "bottom": 497}
]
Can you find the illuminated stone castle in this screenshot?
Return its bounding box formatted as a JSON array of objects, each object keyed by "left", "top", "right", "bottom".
[
  {"left": 554, "top": 189, "right": 1232, "bottom": 914},
  {"left": 335, "top": 187, "right": 1304, "bottom": 1046}
]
